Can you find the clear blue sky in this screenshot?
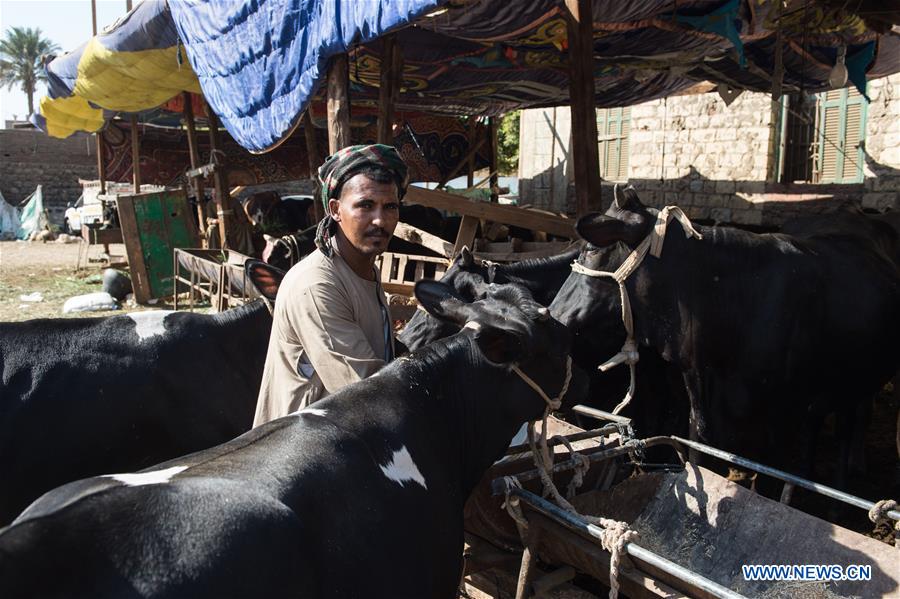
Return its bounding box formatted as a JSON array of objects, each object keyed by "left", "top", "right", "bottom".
[{"left": 0, "top": 0, "right": 129, "bottom": 123}]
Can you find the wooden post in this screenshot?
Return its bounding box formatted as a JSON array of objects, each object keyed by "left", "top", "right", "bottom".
[
  {"left": 327, "top": 53, "right": 351, "bottom": 153},
  {"left": 130, "top": 114, "right": 141, "bottom": 194},
  {"left": 302, "top": 109, "right": 324, "bottom": 223},
  {"left": 90, "top": 0, "right": 106, "bottom": 195},
  {"left": 182, "top": 92, "right": 206, "bottom": 240},
  {"left": 565, "top": 0, "right": 602, "bottom": 216},
  {"left": 467, "top": 116, "right": 477, "bottom": 188},
  {"left": 376, "top": 35, "right": 396, "bottom": 145},
  {"left": 206, "top": 107, "right": 229, "bottom": 248},
  {"left": 488, "top": 116, "right": 499, "bottom": 202}
]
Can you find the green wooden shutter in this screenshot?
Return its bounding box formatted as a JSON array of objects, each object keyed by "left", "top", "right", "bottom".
[
  {"left": 816, "top": 86, "right": 866, "bottom": 183},
  {"left": 596, "top": 106, "right": 631, "bottom": 181}
]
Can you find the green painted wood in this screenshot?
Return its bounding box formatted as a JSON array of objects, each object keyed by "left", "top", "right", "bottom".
[{"left": 130, "top": 190, "right": 198, "bottom": 299}]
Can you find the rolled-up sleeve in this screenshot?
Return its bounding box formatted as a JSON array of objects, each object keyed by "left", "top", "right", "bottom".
[{"left": 287, "top": 281, "right": 385, "bottom": 394}]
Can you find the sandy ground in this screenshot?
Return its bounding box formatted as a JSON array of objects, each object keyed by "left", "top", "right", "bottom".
[{"left": 0, "top": 240, "right": 179, "bottom": 322}]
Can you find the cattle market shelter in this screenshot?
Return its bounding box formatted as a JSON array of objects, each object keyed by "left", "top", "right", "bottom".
[{"left": 35, "top": 0, "right": 900, "bottom": 223}]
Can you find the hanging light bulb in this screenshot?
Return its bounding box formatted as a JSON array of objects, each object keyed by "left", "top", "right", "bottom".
[{"left": 829, "top": 45, "right": 848, "bottom": 89}]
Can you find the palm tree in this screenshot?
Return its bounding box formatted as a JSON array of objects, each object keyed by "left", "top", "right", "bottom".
[{"left": 0, "top": 27, "right": 60, "bottom": 117}]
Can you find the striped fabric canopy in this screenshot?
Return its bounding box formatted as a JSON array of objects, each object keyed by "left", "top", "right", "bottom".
[{"left": 34, "top": 0, "right": 900, "bottom": 154}]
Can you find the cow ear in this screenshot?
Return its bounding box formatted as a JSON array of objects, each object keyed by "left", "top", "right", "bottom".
[
  {"left": 414, "top": 280, "right": 469, "bottom": 326},
  {"left": 471, "top": 325, "right": 525, "bottom": 366},
  {"left": 458, "top": 246, "right": 474, "bottom": 268},
  {"left": 576, "top": 212, "right": 646, "bottom": 248},
  {"left": 246, "top": 260, "right": 285, "bottom": 301}
]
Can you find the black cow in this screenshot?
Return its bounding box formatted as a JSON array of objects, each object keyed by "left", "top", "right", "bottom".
[
  {"left": 550, "top": 186, "right": 900, "bottom": 486},
  {"left": 0, "top": 271, "right": 587, "bottom": 599},
  {"left": 399, "top": 246, "right": 690, "bottom": 446},
  {"left": 0, "top": 302, "right": 272, "bottom": 524}
]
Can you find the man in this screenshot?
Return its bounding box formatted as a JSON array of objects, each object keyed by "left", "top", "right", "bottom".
[{"left": 253, "top": 144, "right": 407, "bottom": 426}]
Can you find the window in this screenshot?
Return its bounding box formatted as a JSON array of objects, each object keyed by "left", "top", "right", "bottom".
[
  {"left": 596, "top": 106, "right": 630, "bottom": 181},
  {"left": 775, "top": 86, "right": 867, "bottom": 184}
]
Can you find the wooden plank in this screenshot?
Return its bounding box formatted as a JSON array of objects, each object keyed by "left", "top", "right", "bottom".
[
  {"left": 394, "top": 254, "right": 408, "bottom": 284},
  {"left": 488, "top": 116, "right": 499, "bottom": 202},
  {"left": 182, "top": 91, "right": 206, "bottom": 241},
  {"left": 393, "top": 222, "right": 454, "bottom": 257},
  {"left": 376, "top": 34, "right": 396, "bottom": 145},
  {"left": 327, "top": 53, "right": 351, "bottom": 153},
  {"left": 466, "top": 116, "right": 477, "bottom": 188},
  {"left": 130, "top": 114, "right": 141, "bottom": 194},
  {"left": 473, "top": 245, "right": 576, "bottom": 263},
  {"left": 405, "top": 186, "right": 575, "bottom": 238},
  {"left": 302, "top": 110, "right": 324, "bottom": 223},
  {"left": 452, "top": 214, "right": 479, "bottom": 258},
  {"left": 115, "top": 194, "right": 152, "bottom": 304},
  {"left": 81, "top": 225, "right": 122, "bottom": 245},
  {"left": 439, "top": 136, "right": 486, "bottom": 188},
  {"left": 206, "top": 106, "right": 229, "bottom": 247},
  {"left": 382, "top": 281, "right": 415, "bottom": 296},
  {"left": 565, "top": 0, "right": 602, "bottom": 216}
]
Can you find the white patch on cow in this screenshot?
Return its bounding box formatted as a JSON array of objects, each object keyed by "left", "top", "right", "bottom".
[
  {"left": 380, "top": 445, "right": 427, "bottom": 490},
  {"left": 463, "top": 321, "right": 482, "bottom": 332},
  {"left": 302, "top": 407, "right": 328, "bottom": 417},
  {"left": 127, "top": 311, "right": 175, "bottom": 341},
  {"left": 104, "top": 465, "right": 187, "bottom": 487}
]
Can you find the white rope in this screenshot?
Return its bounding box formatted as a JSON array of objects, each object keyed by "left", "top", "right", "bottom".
[
  {"left": 868, "top": 499, "right": 899, "bottom": 531},
  {"left": 571, "top": 204, "right": 702, "bottom": 415}
]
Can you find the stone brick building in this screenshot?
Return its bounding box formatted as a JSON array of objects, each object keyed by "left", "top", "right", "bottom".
[
  {"left": 0, "top": 127, "right": 98, "bottom": 223},
  {"left": 518, "top": 73, "right": 899, "bottom": 227}
]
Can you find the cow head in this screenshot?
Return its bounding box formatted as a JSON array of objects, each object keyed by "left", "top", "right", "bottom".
[
  {"left": 549, "top": 186, "right": 654, "bottom": 342},
  {"left": 414, "top": 279, "right": 588, "bottom": 421},
  {"left": 397, "top": 247, "right": 491, "bottom": 351},
  {"left": 246, "top": 260, "right": 287, "bottom": 302}
]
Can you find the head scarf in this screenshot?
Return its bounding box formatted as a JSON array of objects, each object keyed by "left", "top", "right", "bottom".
[{"left": 314, "top": 144, "right": 410, "bottom": 256}]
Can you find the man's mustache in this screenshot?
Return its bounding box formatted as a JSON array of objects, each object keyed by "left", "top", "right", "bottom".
[{"left": 365, "top": 228, "right": 388, "bottom": 237}]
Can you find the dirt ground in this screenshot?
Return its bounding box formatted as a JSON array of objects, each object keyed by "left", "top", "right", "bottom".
[{"left": 0, "top": 240, "right": 181, "bottom": 321}]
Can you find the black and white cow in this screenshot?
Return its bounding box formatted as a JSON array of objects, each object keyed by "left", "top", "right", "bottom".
[
  {"left": 550, "top": 186, "right": 900, "bottom": 485},
  {"left": 399, "top": 246, "right": 689, "bottom": 443},
  {"left": 0, "top": 275, "right": 587, "bottom": 599},
  {"left": 0, "top": 302, "right": 272, "bottom": 524}
]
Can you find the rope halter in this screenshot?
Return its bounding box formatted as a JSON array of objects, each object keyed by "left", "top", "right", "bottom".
[{"left": 570, "top": 205, "right": 702, "bottom": 415}]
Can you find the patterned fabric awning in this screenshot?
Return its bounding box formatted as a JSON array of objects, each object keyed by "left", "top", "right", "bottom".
[{"left": 34, "top": 0, "right": 900, "bottom": 154}]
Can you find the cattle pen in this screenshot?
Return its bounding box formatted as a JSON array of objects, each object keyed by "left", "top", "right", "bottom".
[{"left": 463, "top": 416, "right": 900, "bottom": 598}]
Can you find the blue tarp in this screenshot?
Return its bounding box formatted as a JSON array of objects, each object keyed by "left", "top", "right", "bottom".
[{"left": 168, "top": 0, "right": 443, "bottom": 152}]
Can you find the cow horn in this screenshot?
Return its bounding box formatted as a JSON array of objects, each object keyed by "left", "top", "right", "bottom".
[{"left": 613, "top": 183, "right": 624, "bottom": 209}]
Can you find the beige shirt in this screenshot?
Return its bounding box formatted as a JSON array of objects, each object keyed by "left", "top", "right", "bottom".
[{"left": 253, "top": 244, "right": 394, "bottom": 426}]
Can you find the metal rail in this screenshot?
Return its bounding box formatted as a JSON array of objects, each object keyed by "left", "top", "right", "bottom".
[{"left": 506, "top": 485, "right": 747, "bottom": 599}]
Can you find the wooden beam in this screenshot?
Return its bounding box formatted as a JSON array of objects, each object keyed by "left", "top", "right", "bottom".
[
  {"left": 302, "top": 109, "right": 324, "bottom": 223},
  {"left": 130, "top": 114, "right": 141, "bottom": 194},
  {"left": 439, "top": 136, "right": 486, "bottom": 188},
  {"left": 488, "top": 116, "right": 499, "bottom": 202},
  {"left": 451, "top": 215, "right": 480, "bottom": 258},
  {"left": 565, "top": 0, "right": 602, "bottom": 216},
  {"left": 91, "top": 0, "right": 106, "bottom": 195},
  {"left": 405, "top": 186, "right": 575, "bottom": 239},
  {"left": 377, "top": 35, "right": 396, "bottom": 145},
  {"left": 393, "top": 222, "right": 454, "bottom": 258},
  {"left": 206, "top": 107, "right": 229, "bottom": 248},
  {"left": 182, "top": 92, "right": 206, "bottom": 240},
  {"left": 466, "top": 116, "right": 477, "bottom": 188},
  {"left": 327, "top": 53, "right": 351, "bottom": 153}
]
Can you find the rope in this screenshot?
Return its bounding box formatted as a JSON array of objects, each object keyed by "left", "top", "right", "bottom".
[
  {"left": 501, "top": 476, "right": 531, "bottom": 531},
  {"left": 570, "top": 202, "right": 702, "bottom": 414},
  {"left": 508, "top": 354, "right": 636, "bottom": 599},
  {"left": 868, "top": 499, "right": 899, "bottom": 531}
]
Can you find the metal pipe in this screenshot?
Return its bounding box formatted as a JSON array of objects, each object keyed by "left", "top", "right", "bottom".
[
  {"left": 505, "top": 424, "right": 620, "bottom": 455},
  {"left": 508, "top": 486, "right": 747, "bottom": 599},
  {"left": 572, "top": 404, "right": 632, "bottom": 425},
  {"left": 670, "top": 436, "right": 900, "bottom": 523}
]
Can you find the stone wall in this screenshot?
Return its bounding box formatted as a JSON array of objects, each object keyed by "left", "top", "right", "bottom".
[
  {"left": 518, "top": 73, "right": 900, "bottom": 225},
  {"left": 517, "top": 107, "right": 573, "bottom": 213},
  {"left": 0, "top": 128, "right": 98, "bottom": 224}
]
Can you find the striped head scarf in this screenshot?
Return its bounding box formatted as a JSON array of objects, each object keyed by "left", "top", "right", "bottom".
[{"left": 314, "top": 144, "right": 409, "bottom": 256}]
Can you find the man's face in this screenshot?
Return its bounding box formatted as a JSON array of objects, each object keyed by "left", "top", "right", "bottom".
[{"left": 329, "top": 173, "right": 400, "bottom": 257}]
